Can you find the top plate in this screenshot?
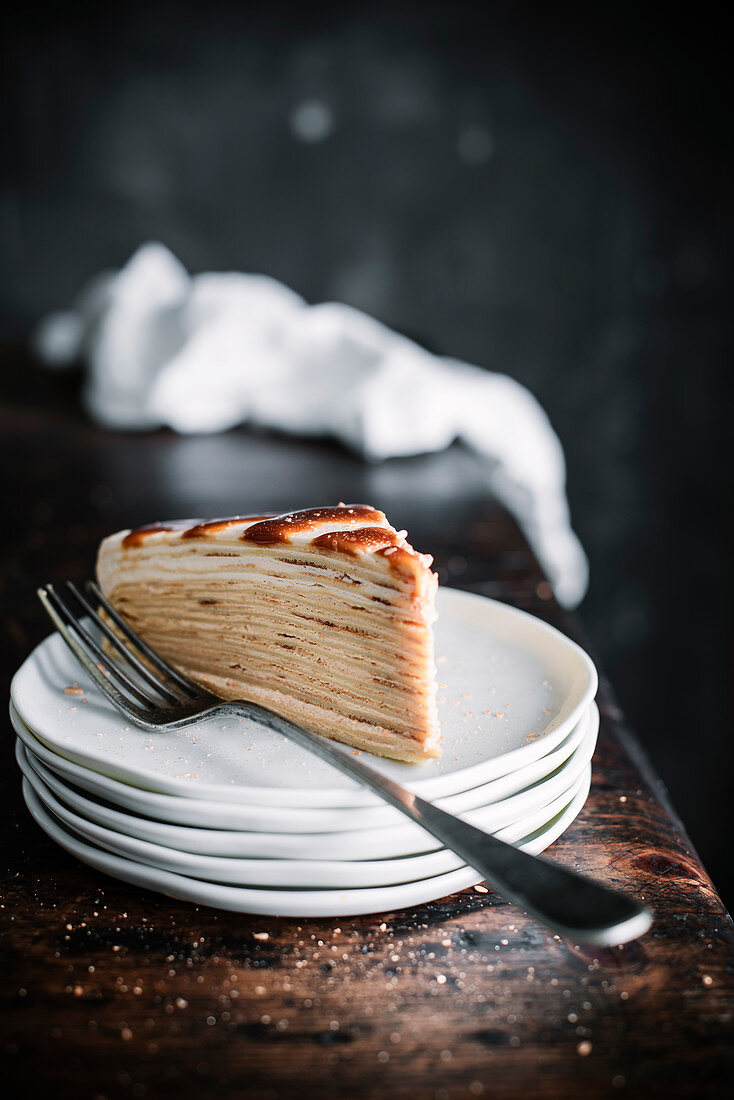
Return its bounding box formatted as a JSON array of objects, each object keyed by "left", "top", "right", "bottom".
[{"left": 11, "top": 587, "right": 597, "bottom": 807}]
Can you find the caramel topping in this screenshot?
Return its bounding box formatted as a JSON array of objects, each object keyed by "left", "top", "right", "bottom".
[
  {"left": 118, "top": 504, "right": 434, "bottom": 580},
  {"left": 182, "top": 515, "right": 276, "bottom": 539},
  {"left": 122, "top": 520, "right": 200, "bottom": 549},
  {"left": 312, "top": 527, "right": 401, "bottom": 556},
  {"left": 242, "top": 505, "right": 385, "bottom": 545}
]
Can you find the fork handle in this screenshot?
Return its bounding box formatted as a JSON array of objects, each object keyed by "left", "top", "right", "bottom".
[{"left": 222, "top": 702, "right": 651, "bottom": 945}]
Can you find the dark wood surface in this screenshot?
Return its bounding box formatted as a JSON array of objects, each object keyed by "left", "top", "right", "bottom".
[{"left": 2, "top": 361, "right": 733, "bottom": 1098}]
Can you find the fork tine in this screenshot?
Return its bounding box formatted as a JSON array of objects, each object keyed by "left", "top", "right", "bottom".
[
  {"left": 67, "top": 582, "right": 188, "bottom": 705},
  {"left": 37, "top": 587, "right": 153, "bottom": 725},
  {"left": 85, "top": 580, "right": 203, "bottom": 698},
  {"left": 41, "top": 584, "right": 166, "bottom": 711}
]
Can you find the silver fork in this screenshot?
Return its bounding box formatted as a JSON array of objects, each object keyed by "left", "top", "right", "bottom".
[{"left": 37, "top": 580, "right": 652, "bottom": 945}]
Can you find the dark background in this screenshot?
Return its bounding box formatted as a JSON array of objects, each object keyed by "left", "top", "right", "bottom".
[{"left": 2, "top": 2, "right": 732, "bottom": 903}]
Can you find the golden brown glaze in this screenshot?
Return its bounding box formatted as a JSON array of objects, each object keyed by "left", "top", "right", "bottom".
[
  {"left": 182, "top": 516, "right": 276, "bottom": 539},
  {"left": 121, "top": 521, "right": 200, "bottom": 549},
  {"left": 119, "top": 505, "right": 434, "bottom": 580},
  {"left": 241, "top": 505, "right": 385, "bottom": 545},
  {"left": 312, "top": 527, "right": 401, "bottom": 556}
]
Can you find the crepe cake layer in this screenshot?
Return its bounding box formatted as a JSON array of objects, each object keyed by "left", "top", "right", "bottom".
[{"left": 96, "top": 505, "right": 440, "bottom": 762}]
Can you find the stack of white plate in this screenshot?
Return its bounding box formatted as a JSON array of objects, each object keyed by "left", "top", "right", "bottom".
[{"left": 10, "top": 588, "right": 598, "bottom": 917}]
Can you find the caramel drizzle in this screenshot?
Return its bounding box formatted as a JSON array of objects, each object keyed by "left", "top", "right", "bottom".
[
  {"left": 182, "top": 515, "right": 276, "bottom": 539},
  {"left": 122, "top": 520, "right": 201, "bottom": 549},
  {"left": 312, "top": 527, "right": 400, "bottom": 556},
  {"left": 241, "top": 505, "right": 385, "bottom": 545},
  {"left": 119, "top": 505, "right": 432, "bottom": 573}
]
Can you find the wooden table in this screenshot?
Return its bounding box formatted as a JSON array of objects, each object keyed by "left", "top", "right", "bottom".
[{"left": 2, "top": 359, "right": 733, "bottom": 1098}]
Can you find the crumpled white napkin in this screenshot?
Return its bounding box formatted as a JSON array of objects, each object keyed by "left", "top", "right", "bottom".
[{"left": 34, "top": 242, "right": 587, "bottom": 606}]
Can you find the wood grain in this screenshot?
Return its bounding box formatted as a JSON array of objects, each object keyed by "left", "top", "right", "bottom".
[{"left": 1, "top": 359, "right": 733, "bottom": 1098}]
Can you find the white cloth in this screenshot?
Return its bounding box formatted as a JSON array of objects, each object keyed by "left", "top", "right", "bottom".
[{"left": 34, "top": 242, "right": 588, "bottom": 606}]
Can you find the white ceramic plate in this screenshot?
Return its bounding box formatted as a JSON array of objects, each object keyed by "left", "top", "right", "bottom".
[
  {"left": 14, "top": 704, "right": 598, "bottom": 858},
  {"left": 21, "top": 769, "right": 592, "bottom": 917},
  {"left": 15, "top": 723, "right": 592, "bottom": 862},
  {"left": 14, "top": 705, "right": 597, "bottom": 852},
  {"left": 11, "top": 588, "right": 597, "bottom": 807},
  {"left": 18, "top": 740, "right": 589, "bottom": 889},
  {"left": 8, "top": 693, "right": 591, "bottom": 832},
  {"left": 14, "top": 701, "right": 589, "bottom": 838}
]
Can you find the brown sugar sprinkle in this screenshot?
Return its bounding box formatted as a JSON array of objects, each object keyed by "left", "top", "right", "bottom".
[{"left": 64, "top": 686, "right": 85, "bottom": 696}]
